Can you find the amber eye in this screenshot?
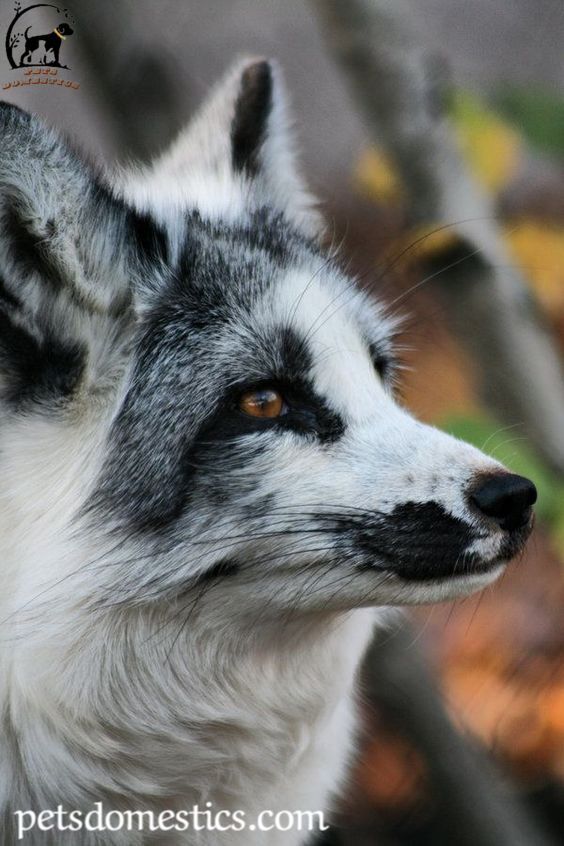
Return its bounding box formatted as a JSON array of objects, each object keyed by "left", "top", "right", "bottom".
[{"left": 238, "top": 387, "right": 286, "bottom": 419}]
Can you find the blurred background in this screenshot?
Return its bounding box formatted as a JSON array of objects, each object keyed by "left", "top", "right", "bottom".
[{"left": 3, "top": 1, "right": 563, "bottom": 843}]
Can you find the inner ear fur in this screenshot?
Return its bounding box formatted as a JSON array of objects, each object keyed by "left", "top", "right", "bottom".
[{"left": 231, "top": 59, "right": 273, "bottom": 175}]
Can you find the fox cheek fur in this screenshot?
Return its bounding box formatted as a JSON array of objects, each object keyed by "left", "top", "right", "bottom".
[{"left": 0, "top": 59, "right": 534, "bottom": 843}]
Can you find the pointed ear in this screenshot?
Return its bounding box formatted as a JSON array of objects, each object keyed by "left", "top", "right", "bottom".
[
  {"left": 132, "top": 59, "right": 323, "bottom": 237},
  {"left": 0, "top": 104, "right": 148, "bottom": 410}
]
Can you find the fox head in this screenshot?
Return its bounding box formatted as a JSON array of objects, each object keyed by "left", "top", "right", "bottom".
[
  {"left": 0, "top": 59, "right": 536, "bottom": 623},
  {"left": 0, "top": 56, "right": 535, "bottom": 714}
]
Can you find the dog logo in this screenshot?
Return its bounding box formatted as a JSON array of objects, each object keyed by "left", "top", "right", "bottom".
[{"left": 5, "top": 3, "right": 75, "bottom": 70}]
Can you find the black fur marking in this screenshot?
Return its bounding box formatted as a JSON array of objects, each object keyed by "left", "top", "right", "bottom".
[
  {"left": 0, "top": 309, "right": 85, "bottom": 407},
  {"left": 231, "top": 61, "right": 273, "bottom": 175},
  {"left": 181, "top": 209, "right": 318, "bottom": 281},
  {"left": 341, "top": 502, "right": 480, "bottom": 581},
  {"left": 196, "top": 559, "right": 240, "bottom": 583},
  {"left": 2, "top": 200, "right": 65, "bottom": 292},
  {"left": 242, "top": 207, "right": 318, "bottom": 263},
  {"left": 0, "top": 101, "right": 27, "bottom": 115},
  {"left": 127, "top": 209, "right": 169, "bottom": 265},
  {"left": 0, "top": 273, "right": 21, "bottom": 310}
]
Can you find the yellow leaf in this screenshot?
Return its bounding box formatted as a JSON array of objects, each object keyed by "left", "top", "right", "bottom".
[
  {"left": 504, "top": 221, "right": 564, "bottom": 315},
  {"left": 356, "top": 147, "right": 404, "bottom": 204},
  {"left": 450, "top": 91, "right": 523, "bottom": 192}
]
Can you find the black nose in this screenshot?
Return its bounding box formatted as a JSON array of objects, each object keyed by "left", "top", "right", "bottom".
[{"left": 469, "top": 473, "right": 537, "bottom": 531}]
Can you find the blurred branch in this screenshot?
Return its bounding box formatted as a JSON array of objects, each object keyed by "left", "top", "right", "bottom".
[{"left": 311, "top": 0, "right": 564, "bottom": 476}]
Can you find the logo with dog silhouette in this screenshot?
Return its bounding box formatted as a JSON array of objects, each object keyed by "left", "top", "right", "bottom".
[{"left": 6, "top": 3, "right": 75, "bottom": 70}]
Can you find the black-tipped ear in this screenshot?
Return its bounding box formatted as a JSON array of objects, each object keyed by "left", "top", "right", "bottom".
[
  {"left": 127, "top": 59, "right": 323, "bottom": 237},
  {"left": 231, "top": 60, "right": 273, "bottom": 175}
]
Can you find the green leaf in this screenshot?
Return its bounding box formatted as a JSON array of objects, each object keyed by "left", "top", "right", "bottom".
[{"left": 493, "top": 87, "right": 564, "bottom": 158}]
